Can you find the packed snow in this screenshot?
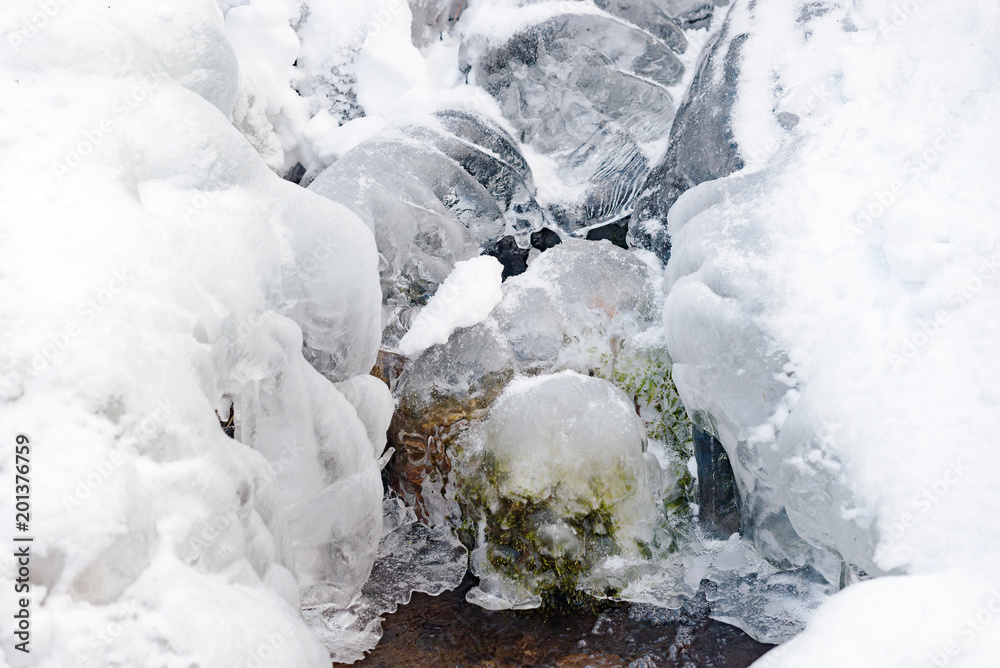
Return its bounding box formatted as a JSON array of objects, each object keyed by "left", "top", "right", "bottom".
[
  {"left": 0, "top": 1, "right": 386, "bottom": 665},
  {"left": 398, "top": 255, "right": 504, "bottom": 357}
]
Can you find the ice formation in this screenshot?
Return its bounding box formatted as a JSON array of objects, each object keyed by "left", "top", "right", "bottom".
[
  {"left": 459, "top": 0, "right": 688, "bottom": 227},
  {"left": 387, "top": 239, "right": 689, "bottom": 526},
  {"left": 308, "top": 111, "right": 546, "bottom": 347},
  {"left": 304, "top": 496, "right": 467, "bottom": 664},
  {"left": 458, "top": 371, "right": 666, "bottom": 608},
  {"left": 6, "top": 0, "right": 999, "bottom": 665},
  {"left": 655, "top": 0, "right": 1000, "bottom": 663},
  {"left": 0, "top": 1, "right": 388, "bottom": 665}
]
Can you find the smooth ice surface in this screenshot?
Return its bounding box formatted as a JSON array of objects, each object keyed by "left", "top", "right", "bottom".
[
  {"left": 459, "top": 1, "right": 688, "bottom": 227},
  {"left": 308, "top": 111, "right": 544, "bottom": 347},
  {"left": 657, "top": 0, "right": 1000, "bottom": 661},
  {"left": 0, "top": 1, "right": 387, "bottom": 665},
  {"left": 398, "top": 256, "right": 505, "bottom": 357}
]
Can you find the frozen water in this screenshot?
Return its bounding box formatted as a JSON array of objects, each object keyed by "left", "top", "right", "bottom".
[
  {"left": 460, "top": 5, "right": 685, "bottom": 227},
  {"left": 658, "top": 0, "right": 1000, "bottom": 662},
  {"left": 308, "top": 111, "right": 545, "bottom": 347},
  {"left": 629, "top": 6, "right": 746, "bottom": 261},
  {"left": 389, "top": 239, "right": 693, "bottom": 549},
  {"left": 457, "top": 371, "right": 666, "bottom": 608},
  {"left": 0, "top": 1, "right": 389, "bottom": 665},
  {"left": 304, "top": 496, "right": 468, "bottom": 663}
]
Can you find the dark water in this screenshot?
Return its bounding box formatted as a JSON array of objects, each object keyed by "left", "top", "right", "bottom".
[{"left": 345, "top": 575, "right": 774, "bottom": 668}]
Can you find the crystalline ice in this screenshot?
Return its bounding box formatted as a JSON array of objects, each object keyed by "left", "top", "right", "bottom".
[
  {"left": 461, "top": 8, "right": 684, "bottom": 228},
  {"left": 388, "top": 239, "right": 692, "bottom": 534},
  {"left": 308, "top": 111, "right": 546, "bottom": 346},
  {"left": 629, "top": 9, "right": 747, "bottom": 261},
  {"left": 304, "top": 496, "right": 468, "bottom": 663}
]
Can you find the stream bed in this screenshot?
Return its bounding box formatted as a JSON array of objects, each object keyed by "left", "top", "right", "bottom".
[{"left": 344, "top": 575, "right": 773, "bottom": 668}]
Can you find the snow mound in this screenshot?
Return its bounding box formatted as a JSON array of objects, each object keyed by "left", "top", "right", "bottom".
[
  {"left": 0, "top": 1, "right": 387, "bottom": 665},
  {"left": 655, "top": 0, "right": 1000, "bottom": 660}
]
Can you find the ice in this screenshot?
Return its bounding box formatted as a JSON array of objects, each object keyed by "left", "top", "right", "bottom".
[
  {"left": 0, "top": 1, "right": 389, "bottom": 665},
  {"left": 304, "top": 496, "right": 467, "bottom": 663},
  {"left": 592, "top": 0, "right": 688, "bottom": 52},
  {"left": 656, "top": 0, "right": 1000, "bottom": 661},
  {"left": 388, "top": 239, "right": 693, "bottom": 541},
  {"left": 457, "top": 371, "right": 666, "bottom": 608},
  {"left": 409, "top": 0, "right": 466, "bottom": 48},
  {"left": 308, "top": 111, "right": 545, "bottom": 346},
  {"left": 628, "top": 6, "right": 746, "bottom": 261},
  {"left": 460, "top": 4, "right": 685, "bottom": 228}
]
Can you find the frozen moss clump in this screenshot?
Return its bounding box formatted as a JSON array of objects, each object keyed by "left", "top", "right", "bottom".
[{"left": 456, "top": 371, "right": 668, "bottom": 609}]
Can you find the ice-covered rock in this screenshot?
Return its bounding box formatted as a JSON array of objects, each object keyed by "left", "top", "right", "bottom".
[
  {"left": 457, "top": 371, "right": 666, "bottom": 607},
  {"left": 308, "top": 110, "right": 545, "bottom": 346},
  {"left": 628, "top": 3, "right": 746, "bottom": 261},
  {"left": 460, "top": 3, "right": 686, "bottom": 228},
  {"left": 386, "top": 240, "right": 693, "bottom": 535},
  {"left": 657, "top": 0, "right": 1000, "bottom": 659}
]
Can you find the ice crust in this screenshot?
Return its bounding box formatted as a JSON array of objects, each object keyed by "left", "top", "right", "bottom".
[
  {"left": 652, "top": 0, "right": 1000, "bottom": 663},
  {"left": 6, "top": 0, "right": 998, "bottom": 664},
  {"left": 0, "top": 1, "right": 388, "bottom": 665},
  {"left": 304, "top": 496, "right": 467, "bottom": 664},
  {"left": 308, "top": 111, "right": 546, "bottom": 347},
  {"left": 458, "top": 371, "right": 665, "bottom": 606},
  {"left": 460, "top": 2, "right": 687, "bottom": 227}
]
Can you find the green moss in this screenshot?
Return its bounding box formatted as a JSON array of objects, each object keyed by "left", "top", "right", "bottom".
[{"left": 594, "top": 343, "right": 696, "bottom": 507}]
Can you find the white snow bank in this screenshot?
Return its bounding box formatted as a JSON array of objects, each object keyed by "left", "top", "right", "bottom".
[
  {"left": 0, "top": 1, "right": 387, "bottom": 665},
  {"left": 398, "top": 255, "right": 504, "bottom": 357},
  {"left": 660, "top": 0, "right": 1000, "bottom": 662}
]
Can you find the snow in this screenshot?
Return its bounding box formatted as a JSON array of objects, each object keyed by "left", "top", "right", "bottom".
[
  {"left": 657, "top": 0, "right": 1000, "bottom": 663},
  {"left": 0, "top": 1, "right": 387, "bottom": 665},
  {"left": 459, "top": 370, "right": 665, "bottom": 608},
  {"left": 398, "top": 255, "right": 505, "bottom": 357},
  {"left": 5, "top": 0, "right": 1000, "bottom": 664}
]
